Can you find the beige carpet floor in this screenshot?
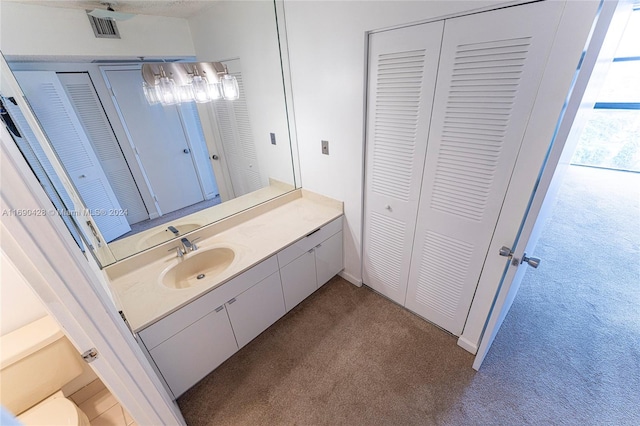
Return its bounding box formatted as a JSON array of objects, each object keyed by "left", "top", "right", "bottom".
[{"left": 178, "top": 166, "right": 639, "bottom": 425}]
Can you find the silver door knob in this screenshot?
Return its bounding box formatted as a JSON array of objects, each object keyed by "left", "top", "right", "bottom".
[
  {"left": 212, "top": 154, "right": 219, "bottom": 160},
  {"left": 385, "top": 205, "right": 392, "bottom": 211},
  {"left": 521, "top": 254, "right": 540, "bottom": 268},
  {"left": 183, "top": 148, "right": 190, "bottom": 154}
]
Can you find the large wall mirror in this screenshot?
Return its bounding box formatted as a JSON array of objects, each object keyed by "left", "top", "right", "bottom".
[{"left": 0, "top": 0, "right": 298, "bottom": 267}]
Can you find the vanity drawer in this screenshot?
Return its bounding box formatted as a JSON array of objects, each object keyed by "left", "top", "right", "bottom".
[
  {"left": 277, "top": 216, "right": 342, "bottom": 267},
  {"left": 139, "top": 255, "right": 278, "bottom": 350}
]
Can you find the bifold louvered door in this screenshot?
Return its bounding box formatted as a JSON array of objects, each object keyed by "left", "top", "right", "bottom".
[
  {"left": 14, "top": 71, "right": 131, "bottom": 242},
  {"left": 404, "top": 1, "right": 564, "bottom": 335},
  {"left": 364, "top": 1, "right": 565, "bottom": 334},
  {"left": 57, "top": 72, "right": 149, "bottom": 225},
  {"left": 211, "top": 59, "right": 264, "bottom": 197},
  {"left": 363, "top": 22, "right": 444, "bottom": 305}
]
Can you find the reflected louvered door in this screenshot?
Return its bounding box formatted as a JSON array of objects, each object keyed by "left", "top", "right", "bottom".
[
  {"left": 363, "top": 22, "right": 444, "bottom": 304},
  {"left": 405, "top": 1, "right": 565, "bottom": 334},
  {"left": 212, "top": 59, "right": 263, "bottom": 197},
  {"left": 14, "top": 71, "right": 131, "bottom": 242},
  {"left": 57, "top": 72, "right": 149, "bottom": 224}
]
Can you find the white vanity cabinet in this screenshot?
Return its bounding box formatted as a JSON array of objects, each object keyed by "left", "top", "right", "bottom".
[
  {"left": 138, "top": 256, "right": 281, "bottom": 397},
  {"left": 225, "top": 271, "right": 285, "bottom": 348},
  {"left": 278, "top": 217, "right": 343, "bottom": 312},
  {"left": 146, "top": 306, "right": 237, "bottom": 397},
  {"left": 136, "top": 216, "right": 343, "bottom": 398}
]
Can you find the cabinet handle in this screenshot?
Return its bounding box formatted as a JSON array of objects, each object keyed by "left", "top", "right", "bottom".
[
  {"left": 227, "top": 298, "right": 236, "bottom": 304},
  {"left": 306, "top": 228, "right": 320, "bottom": 237},
  {"left": 315, "top": 244, "right": 322, "bottom": 249},
  {"left": 308, "top": 248, "right": 314, "bottom": 254},
  {"left": 214, "top": 305, "right": 224, "bottom": 313}
]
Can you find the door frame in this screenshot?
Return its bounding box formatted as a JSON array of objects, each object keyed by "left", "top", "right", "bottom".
[
  {"left": 1, "top": 124, "right": 186, "bottom": 424},
  {"left": 471, "top": 0, "right": 629, "bottom": 369}
]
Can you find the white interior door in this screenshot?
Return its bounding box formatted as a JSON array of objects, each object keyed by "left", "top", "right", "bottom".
[
  {"left": 14, "top": 71, "right": 131, "bottom": 242},
  {"left": 362, "top": 21, "right": 444, "bottom": 305},
  {"left": 471, "top": 0, "right": 620, "bottom": 369},
  {"left": 404, "top": 1, "right": 566, "bottom": 335},
  {"left": 104, "top": 68, "right": 204, "bottom": 215}
]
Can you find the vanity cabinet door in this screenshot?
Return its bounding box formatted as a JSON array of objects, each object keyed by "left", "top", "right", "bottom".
[
  {"left": 149, "top": 305, "right": 238, "bottom": 398},
  {"left": 225, "top": 271, "right": 285, "bottom": 348},
  {"left": 280, "top": 250, "right": 317, "bottom": 312},
  {"left": 315, "top": 231, "right": 343, "bottom": 288}
]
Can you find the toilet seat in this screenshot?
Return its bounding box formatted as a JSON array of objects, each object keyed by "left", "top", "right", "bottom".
[{"left": 17, "top": 397, "right": 90, "bottom": 426}]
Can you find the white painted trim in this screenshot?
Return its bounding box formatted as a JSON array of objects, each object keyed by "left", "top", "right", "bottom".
[
  {"left": 456, "top": 336, "right": 478, "bottom": 355},
  {"left": 1, "top": 125, "right": 185, "bottom": 424},
  {"left": 276, "top": 0, "right": 302, "bottom": 189},
  {"left": 339, "top": 270, "right": 362, "bottom": 287}
]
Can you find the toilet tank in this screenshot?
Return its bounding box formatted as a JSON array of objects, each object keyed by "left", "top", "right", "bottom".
[{"left": 0, "top": 316, "right": 84, "bottom": 415}]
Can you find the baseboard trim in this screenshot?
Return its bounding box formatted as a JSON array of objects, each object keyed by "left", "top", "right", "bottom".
[
  {"left": 457, "top": 336, "right": 478, "bottom": 355},
  {"left": 339, "top": 271, "right": 362, "bottom": 287}
]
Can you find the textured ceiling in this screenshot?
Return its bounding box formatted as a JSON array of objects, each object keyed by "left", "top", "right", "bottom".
[{"left": 4, "top": 0, "right": 217, "bottom": 19}]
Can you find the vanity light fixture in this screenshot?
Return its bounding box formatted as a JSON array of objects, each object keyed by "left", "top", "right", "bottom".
[{"left": 141, "top": 62, "right": 239, "bottom": 106}]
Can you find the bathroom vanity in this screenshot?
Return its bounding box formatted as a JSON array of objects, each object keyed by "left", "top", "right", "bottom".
[{"left": 106, "top": 189, "right": 343, "bottom": 398}]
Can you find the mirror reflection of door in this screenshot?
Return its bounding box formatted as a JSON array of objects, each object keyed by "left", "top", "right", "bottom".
[
  {"left": 103, "top": 67, "right": 218, "bottom": 216},
  {"left": 13, "top": 70, "right": 132, "bottom": 242}
]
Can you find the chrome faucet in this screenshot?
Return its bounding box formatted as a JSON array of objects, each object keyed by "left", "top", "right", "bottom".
[
  {"left": 181, "top": 237, "right": 199, "bottom": 253},
  {"left": 167, "top": 225, "right": 179, "bottom": 235}
]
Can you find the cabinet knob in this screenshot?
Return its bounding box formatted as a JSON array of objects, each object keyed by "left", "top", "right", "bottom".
[{"left": 385, "top": 205, "right": 392, "bottom": 211}]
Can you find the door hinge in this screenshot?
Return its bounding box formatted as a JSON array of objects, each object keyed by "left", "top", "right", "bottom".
[{"left": 81, "top": 348, "right": 99, "bottom": 363}]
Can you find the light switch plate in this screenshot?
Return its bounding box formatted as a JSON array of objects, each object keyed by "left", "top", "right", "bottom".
[{"left": 321, "top": 140, "right": 329, "bottom": 155}]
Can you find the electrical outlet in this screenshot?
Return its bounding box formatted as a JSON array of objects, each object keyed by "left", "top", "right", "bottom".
[
  {"left": 321, "top": 140, "right": 329, "bottom": 155},
  {"left": 270, "top": 133, "right": 276, "bottom": 145}
]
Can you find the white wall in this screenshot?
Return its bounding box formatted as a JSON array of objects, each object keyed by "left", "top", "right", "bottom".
[
  {"left": 283, "top": 1, "right": 514, "bottom": 283},
  {"left": 0, "top": 251, "right": 47, "bottom": 335},
  {"left": 188, "top": 1, "right": 294, "bottom": 186},
  {"left": 0, "top": 2, "right": 195, "bottom": 59}
]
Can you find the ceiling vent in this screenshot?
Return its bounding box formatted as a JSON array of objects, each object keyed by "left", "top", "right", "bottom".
[{"left": 87, "top": 12, "right": 120, "bottom": 39}]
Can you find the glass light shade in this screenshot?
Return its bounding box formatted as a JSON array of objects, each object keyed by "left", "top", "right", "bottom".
[
  {"left": 191, "top": 75, "right": 210, "bottom": 103},
  {"left": 178, "top": 84, "right": 194, "bottom": 103},
  {"left": 221, "top": 74, "right": 240, "bottom": 100},
  {"left": 158, "top": 76, "right": 180, "bottom": 105},
  {"left": 208, "top": 82, "right": 222, "bottom": 100},
  {"left": 142, "top": 82, "right": 160, "bottom": 105}
]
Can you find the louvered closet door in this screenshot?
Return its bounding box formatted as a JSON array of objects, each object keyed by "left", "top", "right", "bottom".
[
  {"left": 212, "top": 59, "right": 264, "bottom": 197},
  {"left": 57, "top": 72, "right": 149, "bottom": 225},
  {"left": 363, "top": 22, "right": 444, "bottom": 305},
  {"left": 14, "top": 71, "right": 131, "bottom": 242},
  {"left": 404, "top": 1, "right": 565, "bottom": 335}
]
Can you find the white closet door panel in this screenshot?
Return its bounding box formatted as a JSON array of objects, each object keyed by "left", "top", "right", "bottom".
[
  {"left": 104, "top": 68, "right": 204, "bottom": 215},
  {"left": 363, "top": 22, "right": 444, "bottom": 304},
  {"left": 14, "top": 71, "right": 131, "bottom": 242},
  {"left": 211, "top": 60, "right": 264, "bottom": 197},
  {"left": 405, "top": 1, "right": 565, "bottom": 335},
  {"left": 57, "top": 72, "right": 149, "bottom": 224}
]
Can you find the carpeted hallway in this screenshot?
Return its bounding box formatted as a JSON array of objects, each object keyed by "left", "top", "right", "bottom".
[{"left": 178, "top": 166, "right": 639, "bottom": 425}]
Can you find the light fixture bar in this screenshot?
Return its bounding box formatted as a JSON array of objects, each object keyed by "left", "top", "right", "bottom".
[{"left": 141, "top": 62, "right": 239, "bottom": 106}]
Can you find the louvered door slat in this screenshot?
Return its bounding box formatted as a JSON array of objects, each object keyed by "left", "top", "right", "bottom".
[
  {"left": 363, "top": 22, "right": 444, "bottom": 304},
  {"left": 405, "top": 1, "right": 565, "bottom": 335}
]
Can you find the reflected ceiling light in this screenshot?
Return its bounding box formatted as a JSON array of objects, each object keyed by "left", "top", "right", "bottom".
[{"left": 141, "top": 62, "right": 239, "bottom": 106}]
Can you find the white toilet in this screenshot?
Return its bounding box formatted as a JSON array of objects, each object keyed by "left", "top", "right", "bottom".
[{"left": 0, "top": 316, "right": 91, "bottom": 425}]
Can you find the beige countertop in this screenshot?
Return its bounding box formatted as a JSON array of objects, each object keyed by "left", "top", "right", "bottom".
[{"left": 106, "top": 189, "right": 342, "bottom": 332}]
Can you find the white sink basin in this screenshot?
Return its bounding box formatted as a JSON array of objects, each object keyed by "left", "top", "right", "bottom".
[{"left": 161, "top": 247, "right": 235, "bottom": 289}]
